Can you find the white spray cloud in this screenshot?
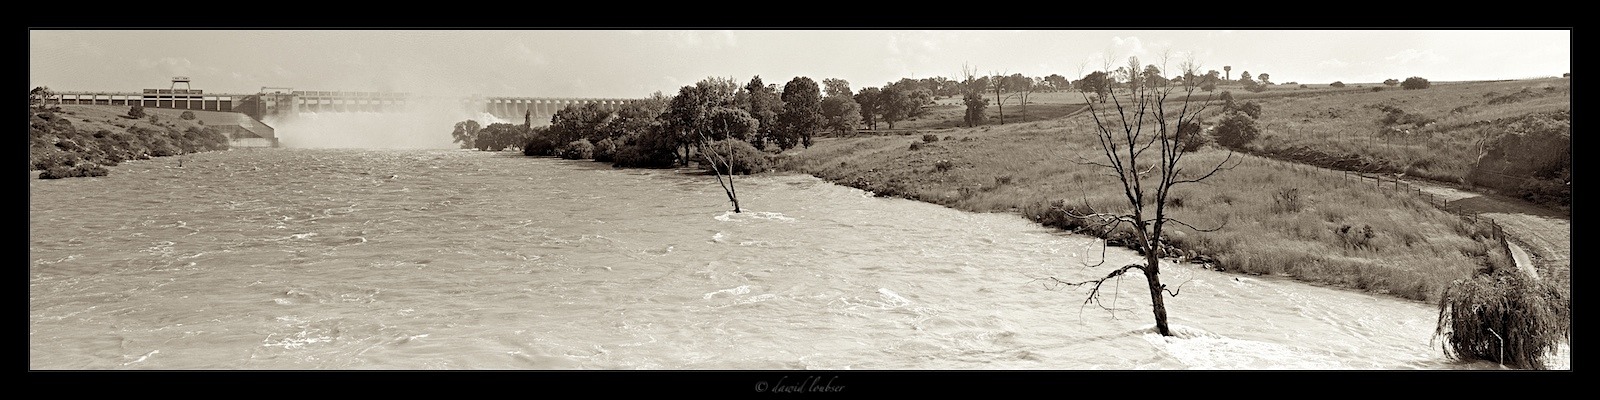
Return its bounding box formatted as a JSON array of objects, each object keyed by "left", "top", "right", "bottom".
[{"left": 264, "top": 97, "right": 511, "bottom": 150}]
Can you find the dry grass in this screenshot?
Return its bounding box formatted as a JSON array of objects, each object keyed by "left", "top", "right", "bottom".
[
  {"left": 1235, "top": 78, "right": 1570, "bottom": 183},
  {"left": 782, "top": 98, "right": 1514, "bottom": 302}
]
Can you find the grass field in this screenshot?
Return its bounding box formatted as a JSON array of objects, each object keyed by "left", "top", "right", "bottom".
[{"left": 779, "top": 87, "right": 1528, "bottom": 303}]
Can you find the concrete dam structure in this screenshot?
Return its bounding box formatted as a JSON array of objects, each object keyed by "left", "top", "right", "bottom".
[{"left": 46, "top": 78, "right": 640, "bottom": 147}]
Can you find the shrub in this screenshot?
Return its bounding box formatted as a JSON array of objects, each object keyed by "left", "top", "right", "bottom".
[
  {"left": 39, "top": 162, "right": 108, "bottom": 179},
  {"left": 558, "top": 139, "right": 594, "bottom": 160},
  {"left": 180, "top": 111, "right": 196, "bottom": 120},
  {"left": 1371, "top": 87, "right": 1385, "bottom": 92},
  {"left": 1299, "top": 84, "right": 1309, "bottom": 89},
  {"left": 522, "top": 136, "right": 557, "bottom": 157},
  {"left": 699, "top": 139, "right": 770, "bottom": 175},
  {"left": 909, "top": 142, "right": 923, "bottom": 151},
  {"left": 1201, "top": 83, "right": 1216, "bottom": 92},
  {"left": 1435, "top": 268, "right": 1569, "bottom": 369},
  {"left": 1402, "top": 76, "right": 1431, "bottom": 90},
  {"left": 1330, "top": 81, "right": 1346, "bottom": 88},
  {"left": 922, "top": 134, "right": 940, "bottom": 143},
  {"left": 1384, "top": 79, "right": 1400, "bottom": 86},
  {"left": 934, "top": 159, "right": 954, "bottom": 172},
  {"left": 592, "top": 138, "right": 618, "bottom": 162},
  {"left": 1174, "top": 120, "right": 1209, "bottom": 152},
  {"left": 1272, "top": 187, "right": 1303, "bottom": 213},
  {"left": 1238, "top": 102, "right": 1262, "bottom": 119},
  {"left": 127, "top": 104, "right": 145, "bottom": 118},
  {"left": 1213, "top": 112, "right": 1260, "bottom": 148}
]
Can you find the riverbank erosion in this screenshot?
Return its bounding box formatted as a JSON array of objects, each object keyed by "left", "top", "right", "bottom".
[
  {"left": 29, "top": 104, "right": 231, "bottom": 179},
  {"left": 776, "top": 116, "right": 1523, "bottom": 304}
]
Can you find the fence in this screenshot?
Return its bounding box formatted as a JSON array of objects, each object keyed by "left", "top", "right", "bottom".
[{"left": 1330, "top": 168, "right": 1517, "bottom": 267}]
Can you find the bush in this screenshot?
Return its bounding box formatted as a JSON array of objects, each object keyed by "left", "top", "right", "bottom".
[
  {"left": 1435, "top": 268, "right": 1569, "bottom": 369},
  {"left": 922, "top": 134, "right": 940, "bottom": 143},
  {"left": 934, "top": 159, "right": 954, "bottom": 172},
  {"left": 522, "top": 136, "right": 557, "bottom": 157},
  {"left": 1174, "top": 120, "right": 1209, "bottom": 152},
  {"left": 39, "top": 162, "right": 108, "bottom": 179},
  {"left": 909, "top": 142, "right": 923, "bottom": 151},
  {"left": 180, "top": 111, "right": 196, "bottom": 120},
  {"left": 558, "top": 139, "right": 595, "bottom": 160},
  {"left": 1371, "top": 87, "right": 1385, "bottom": 92},
  {"left": 699, "top": 139, "right": 770, "bottom": 175},
  {"left": 1201, "top": 83, "right": 1216, "bottom": 92},
  {"left": 592, "top": 138, "right": 619, "bottom": 162},
  {"left": 1330, "top": 81, "right": 1346, "bottom": 88},
  {"left": 127, "top": 104, "right": 145, "bottom": 118},
  {"left": 1213, "top": 112, "right": 1260, "bottom": 148},
  {"left": 1238, "top": 102, "right": 1262, "bottom": 119},
  {"left": 1384, "top": 79, "right": 1400, "bottom": 86},
  {"left": 1402, "top": 76, "right": 1431, "bottom": 90}
]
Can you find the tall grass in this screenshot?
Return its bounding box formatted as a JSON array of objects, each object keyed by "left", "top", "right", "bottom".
[{"left": 783, "top": 106, "right": 1511, "bottom": 302}]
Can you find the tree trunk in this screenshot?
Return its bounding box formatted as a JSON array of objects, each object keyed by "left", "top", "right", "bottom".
[{"left": 1144, "top": 246, "right": 1172, "bottom": 336}]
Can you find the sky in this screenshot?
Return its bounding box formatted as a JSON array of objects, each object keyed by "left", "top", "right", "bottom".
[{"left": 30, "top": 30, "right": 1571, "bottom": 99}]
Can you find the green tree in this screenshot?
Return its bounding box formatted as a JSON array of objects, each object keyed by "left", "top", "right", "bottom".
[
  {"left": 1256, "top": 73, "right": 1272, "bottom": 85},
  {"left": 1330, "top": 81, "right": 1346, "bottom": 88},
  {"left": 1401, "top": 76, "right": 1431, "bottom": 90},
  {"left": 1076, "top": 71, "right": 1111, "bottom": 103},
  {"left": 821, "top": 94, "right": 861, "bottom": 135},
  {"left": 740, "top": 76, "right": 783, "bottom": 150},
  {"left": 822, "top": 78, "right": 853, "bottom": 98},
  {"left": 1214, "top": 112, "right": 1260, "bottom": 148},
  {"left": 128, "top": 104, "right": 146, "bottom": 119},
  {"left": 855, "top": 87, "right": 881, "bottom": 131},
  {"left": 451, "top": 119, "right": 481, "bottom": 149},
  {"left": 29, "top": 86, "right": 54, "bottom": 113},
  {"left": 1044, "top": 74, "right": 1070, "bottom": 92},
  {"left": 1384, "top": 78, "right": 1400, "bottom": 86},
  {"left": 664, "top": 77, "right": 742, "bottom": 164},
  {"left": 878, "top": 85, "right": 913, "bottom": 129},
  {"left": 778, "top": 76, "right": 824, "bottom": 148},
  {"left": 962, "top": 91, "right": 986, "bottom": 127},
  {"left": 1237, "top": 71, "right": 1254, "bottom": 85}
]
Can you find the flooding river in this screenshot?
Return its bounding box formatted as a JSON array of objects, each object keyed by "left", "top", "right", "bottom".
[{"left": 29, "top": 147, "right": 1566, "bottom": 369}]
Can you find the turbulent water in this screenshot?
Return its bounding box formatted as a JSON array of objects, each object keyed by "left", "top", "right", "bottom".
[{"left": 29, "top": 148, "right": 1567, "bottom": 370}]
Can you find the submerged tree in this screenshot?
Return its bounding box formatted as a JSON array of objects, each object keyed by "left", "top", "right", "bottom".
[{"left": 1051, "top": 54, "right": 1237, "bottom": 337}]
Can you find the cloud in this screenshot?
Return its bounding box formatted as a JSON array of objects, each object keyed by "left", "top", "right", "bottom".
[
  {"left": 137, "top": 57, "right": 196, "bottom": 75},
  {"left": 506, "top": 41, "right": 550, "bottom": 66},
  {"left": 668, "top": 31, "right": 738, "bottom": 50},
  {"left": 1385, "top": 49, "right": 1444, "bottom": 64},
  {"left": 1112, "top": 36, "right": 1146, "bottom": 56}
]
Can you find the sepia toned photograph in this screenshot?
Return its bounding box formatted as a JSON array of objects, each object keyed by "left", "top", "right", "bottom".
[{"left": 29, "top": 29, "right": 1570, "bottom": 373}]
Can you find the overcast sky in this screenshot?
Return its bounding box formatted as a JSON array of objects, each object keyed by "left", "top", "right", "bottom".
[{"left": 30, "top": 30, "right": 1570, "bottom": 98}]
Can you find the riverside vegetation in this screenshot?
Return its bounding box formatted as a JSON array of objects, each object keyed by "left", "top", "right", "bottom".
[
  {"left": 442, "top": 68, "right": 1567, "bottom": 368},
  {"left": 29, "top": 87, "right": 231, "bottom": 179}
]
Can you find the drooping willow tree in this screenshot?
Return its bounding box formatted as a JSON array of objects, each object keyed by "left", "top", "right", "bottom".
[{"left": 1435, "top": 265, "right": 1569, "bottom": 369}]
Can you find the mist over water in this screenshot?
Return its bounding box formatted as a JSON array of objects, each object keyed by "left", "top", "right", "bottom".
[{"left": 265, "top": 99, "right": 512, "bottom": 149}]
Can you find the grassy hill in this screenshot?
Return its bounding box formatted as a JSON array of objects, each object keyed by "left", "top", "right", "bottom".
[
  {"left": 29, "top": 104, "right": 232, "bottom": 179},
  {"left": 778, "top": 77, "right": 1570, "bottom": 303}
]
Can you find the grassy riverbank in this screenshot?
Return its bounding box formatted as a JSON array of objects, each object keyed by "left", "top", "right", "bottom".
[{"left": 777, "top": 108, "right": 1514, "bottom": 302}]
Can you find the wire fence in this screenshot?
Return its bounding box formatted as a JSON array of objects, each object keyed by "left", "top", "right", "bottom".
[{"left": 1330, "top": 168, "right": 1517, "bottom": 265}]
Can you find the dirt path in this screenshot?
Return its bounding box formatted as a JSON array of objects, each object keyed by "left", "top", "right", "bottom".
[{"left": 1337, "top": 171, "right": 1570, "bottom": 290}]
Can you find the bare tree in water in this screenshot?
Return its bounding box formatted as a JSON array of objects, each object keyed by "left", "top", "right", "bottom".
[
  {"left": 1051, "top": 53, "right": 1237, "bottom": 337},
  {"left": 699, "top": 126, "right": 741, "bottom": 213}
]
